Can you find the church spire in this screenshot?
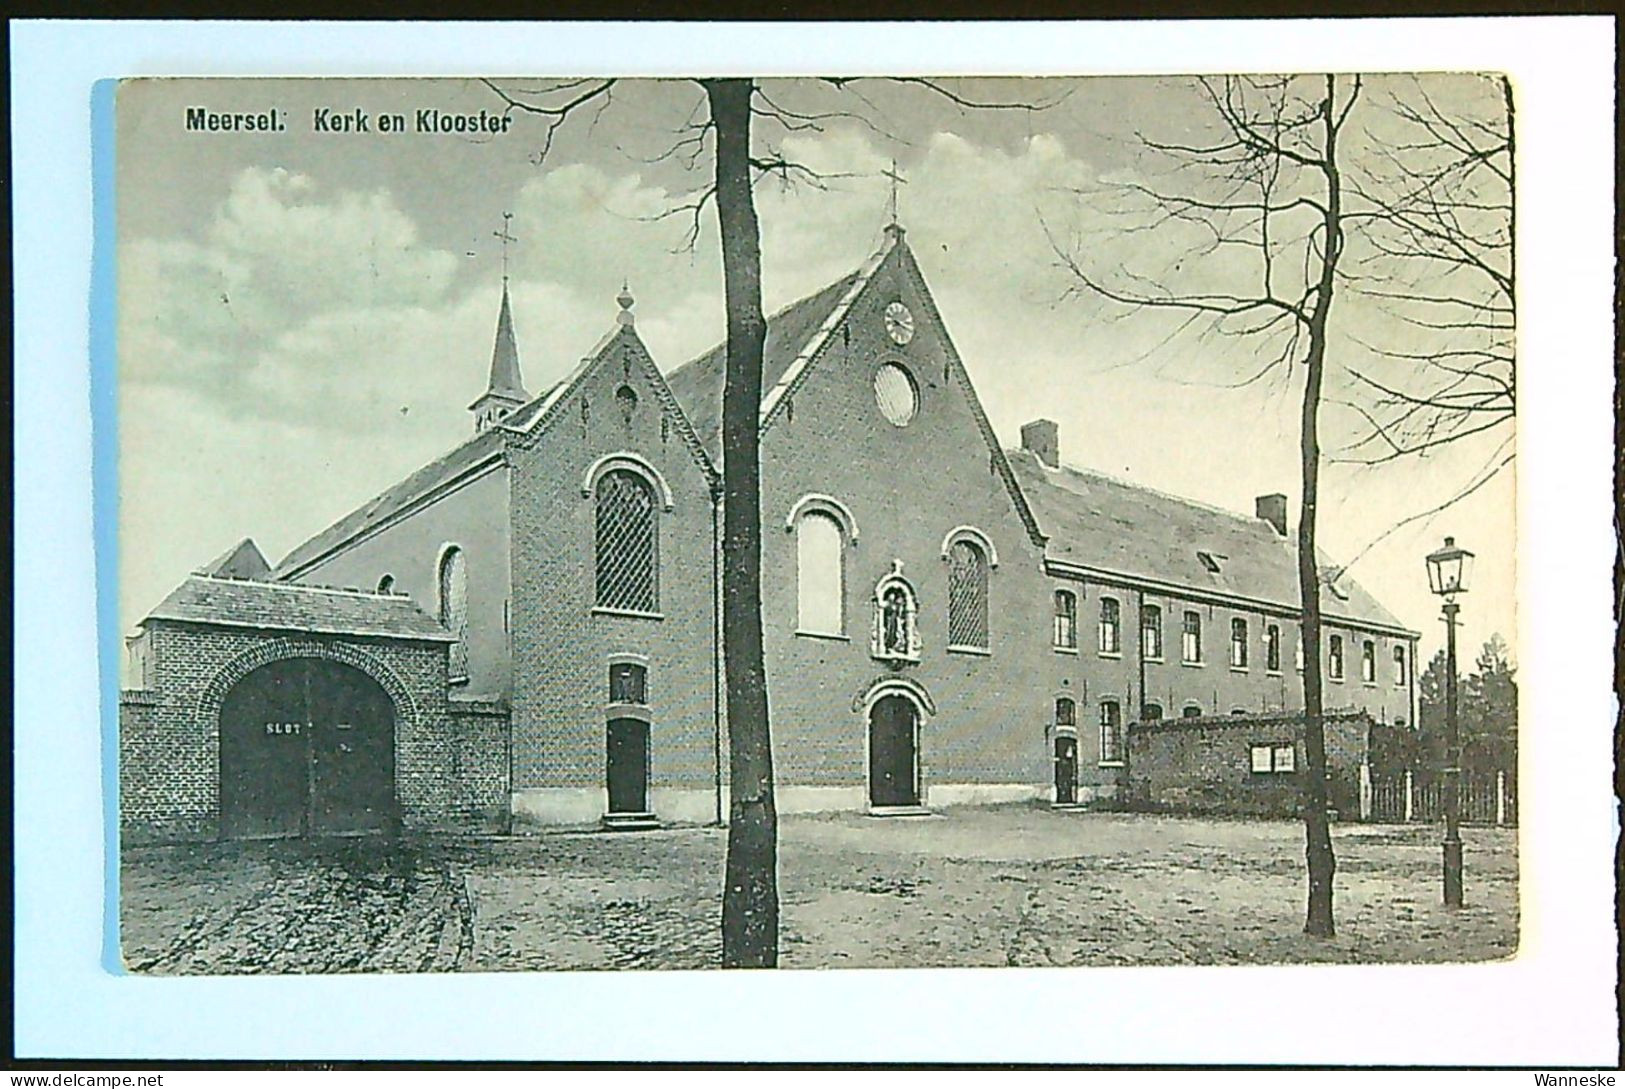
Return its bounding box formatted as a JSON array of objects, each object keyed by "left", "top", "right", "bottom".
[{"left": 470, "top": 279, "right": 530, "bottom": 432}]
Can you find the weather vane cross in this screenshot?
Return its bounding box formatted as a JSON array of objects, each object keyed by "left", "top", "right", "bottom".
[
  {"left": 493, "top": 211, "right": 518, "bottom": 283},
  {"left": 882, "top": 157, "right": 907, "bottom": 229}
]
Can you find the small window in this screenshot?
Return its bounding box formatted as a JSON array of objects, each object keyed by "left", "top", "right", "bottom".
[
  {"left": 1265, "top": 624, "right": 1282, "bottom": 673},
  {"left": 1098, "top": 597, "right": 1121, "bottom": 655},
  {"left": 1141, "top": 604, "right": 1163, "bottom": 660},
  {"left": 1393, "top": 644, "right": 1408, "bottom": 686},
  {"left": 1197, "top": 550, "right": 1222, "bottom": 574},
  {"left": 609, "top": 662, "right": 648, "bottom": 705},
  {"left": 1099, "top": 700, "right": 1123, "bottom": 764},
  {"left": 376, "top": 573, "right": 395, "bottom": 594},
  {"left": 874, "top": 363, "right": 919, "bottom": 427},
  {"left": 1141, "top": 702, "right": 1163, "bottom": 722},
  {"left": 1182, "top": 611, "right": 1202, "bottom": 664},
  {"left": 1328, "top": 635, "right": 1345, "bottom": 680},
  {"left": 1053, "top": 590, "right": 1077, "bottom": 650},
  {"left": 1182, "top": 704, "right": 1202, "bottom": 718},
  {"left": 1231, "top": 708, "right": 1248, "bottom": 716},
  {"left": 1361, "top": 639, "right": 1377, "bottom": 683},
  {"left": 614, "top": 384, "right": 639, "bottom": 425},
  {"left": 1250, "top": 743, "right": 1296, "bottom": 774},
  {"left": 1230, "top": 618, "right": 1249, "bottom": 669},
  {"left": 1055, "top": 697, "right": 1076, "bottom": 730}
]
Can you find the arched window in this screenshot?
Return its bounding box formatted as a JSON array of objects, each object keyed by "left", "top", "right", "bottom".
[
  {"left": 1230, "top": 618, "right": 1249, "bottom": 669},
  {"left": 1182, "top": 703, "right": 1202, "bottom": 718},
  {"left": 1099, "top": 700, "right": 1123, "bottom": 764},
  {"left": 376, "top": 573, "right": 395, "bottom": 594},
  {"left": 437, "top": 546, "right": 469, "bottom": 681},
  {"left": 946, "top": 540, "right": 989, "bottom": 650},
  {"left": 1182, "top": 610, "right": 1203, "bottom": 664},
  {"left": 1055, "top": 697, "right": 1076, "bottom": 730},
  {"left": 796, "top": 510, "right": 845, "bottom": 636},
  {"left": 595, "top": 469, "right": 658, "bottom": 613},
  {"left": 1328, "top": 634, "right": 1345, "bottom": 680},
  {"left": 1265, "top": 624, "right": 1282, "bottom": 673},
  {"left": 1361, "top": 639, "right": 1377, "bottom": 683},
  {"left": 1141, "top": 702, "right": 1163, "bottom": 722},
  {"left": 1393, "top": 644, "right": 1408, "bottom": 686},
  {"left": 1053, "top": 589, "right": 1077, "bottom": 649},
  {"left": 1098, "top": 597, "right": 1121, "bottom": 654},
  {"left": 1141, "top": 604, "right": 1163, "bottom": 660}
]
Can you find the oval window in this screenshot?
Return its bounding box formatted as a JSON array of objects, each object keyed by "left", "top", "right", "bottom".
[{"left": 873, "top": 363, "right": 919, "bottom": 427}]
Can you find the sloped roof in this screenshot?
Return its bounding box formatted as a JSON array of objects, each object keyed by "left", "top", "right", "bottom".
[
  {"left": 1008, "top": 448, "right": 1410, "bottom": 634},
  {"left": 665, "top": 271, "right": 863, "bottom": 462},
  {"left": 274, "top": 427, "right": 506, "bottom": 578},
  {"left": 198, "top": 537, "right": 271, "bottom": 580},
  {"left": 145, "top": 575, "right": 455, "bottom": 642}
]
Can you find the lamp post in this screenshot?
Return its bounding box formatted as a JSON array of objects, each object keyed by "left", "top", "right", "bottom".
[{"left": 1425, "top": 535, "right": 1475, "bottom": 908}]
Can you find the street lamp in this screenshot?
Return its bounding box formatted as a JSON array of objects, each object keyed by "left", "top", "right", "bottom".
[{"left": 1425, "top": 535, "right": 1474, "bottom": 908}]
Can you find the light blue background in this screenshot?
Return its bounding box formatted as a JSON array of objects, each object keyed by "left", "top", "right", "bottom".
[{"left": 12, "top": 18, "right": 1618, "bottom": 1063}]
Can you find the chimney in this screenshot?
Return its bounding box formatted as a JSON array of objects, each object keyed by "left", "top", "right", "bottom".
[
  {"left": 1021, "top": 419, "right": 1059, "bottom": 469},
  {"left": 1256, "top": 493, "right": 1288, "bottom": 537}
]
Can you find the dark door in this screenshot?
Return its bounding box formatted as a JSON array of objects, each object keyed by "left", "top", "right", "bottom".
[
  {"left": 606, "top": 717, "right": 650, "bottom": 814},
  {"left": 219, "top": 658, "right": 396, "bottom": 839},
  {"left": 868, "top": 695, "right": 919, "bottom": 807},
  {"left": 1054, "top": 735, "right": 1078, "bottom": 804}
]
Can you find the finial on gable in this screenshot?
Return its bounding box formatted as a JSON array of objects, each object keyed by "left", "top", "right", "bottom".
[{"left": 616, "top": 281, "right": 635, "bottom": 326}]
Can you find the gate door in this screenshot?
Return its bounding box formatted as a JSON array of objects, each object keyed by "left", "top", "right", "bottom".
[{"left": 219, "top": 658, "right": 396, "bottom": 838}]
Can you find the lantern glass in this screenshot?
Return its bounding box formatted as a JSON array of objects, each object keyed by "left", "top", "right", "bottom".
[{"left": 1425, "top": 537, "right": 1474, "bottom": 597}]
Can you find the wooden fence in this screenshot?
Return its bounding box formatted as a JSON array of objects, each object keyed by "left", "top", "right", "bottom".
[{"left": 1365, "top": 769, "right": 1516, "bottom": 826}]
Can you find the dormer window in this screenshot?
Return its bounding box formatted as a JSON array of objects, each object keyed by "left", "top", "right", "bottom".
[{"left": 1197, "top": 551, "right": 1223, "bottom": 574}]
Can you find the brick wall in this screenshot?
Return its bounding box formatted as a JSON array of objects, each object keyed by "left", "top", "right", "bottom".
[
  {"left": 447, "top": 696, "right": 511, "bottom": 830},
  {"left": 1125, "top": 712, "right": 1373, "bottom": 819},
  {"left": 119, "top": 620, "right": 461, "bottom": 842}
]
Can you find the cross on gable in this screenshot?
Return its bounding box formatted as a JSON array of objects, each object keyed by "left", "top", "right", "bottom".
[
  {"left": 493, "top": 211, "right": 518, "bottom": 282},
  {"left": 882, "top": 157, "right": 908, "bottom": 229}
]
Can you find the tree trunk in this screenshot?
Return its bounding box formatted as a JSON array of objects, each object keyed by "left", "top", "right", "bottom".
[
  {"left": 705, "top": 78, "right": 779, "bottom": 968},
  {"left": 1298, "top": 77, "right": 1346, "bottom": 939}
]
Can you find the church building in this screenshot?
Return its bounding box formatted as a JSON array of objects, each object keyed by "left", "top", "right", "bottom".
[{"left": 119, "top": 223, "right": 1419, "bottom": 841}]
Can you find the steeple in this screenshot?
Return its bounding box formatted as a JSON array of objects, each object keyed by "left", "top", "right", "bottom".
[{"left": 470, "top": 281, "right": 530, "bottom": 432}]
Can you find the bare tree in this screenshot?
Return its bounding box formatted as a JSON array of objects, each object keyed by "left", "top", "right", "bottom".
[{"left": 1048, "top": 74, "right": 1363, "bottom": 937}]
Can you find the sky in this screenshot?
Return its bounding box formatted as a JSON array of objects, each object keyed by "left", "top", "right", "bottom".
[{"left": 116, "top": 75, "right": 1516, "bottom": 664}]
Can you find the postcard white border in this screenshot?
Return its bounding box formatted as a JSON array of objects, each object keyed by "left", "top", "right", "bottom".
[{"left": 12, "top": 17, "right": 1618, "bottom": 1063}]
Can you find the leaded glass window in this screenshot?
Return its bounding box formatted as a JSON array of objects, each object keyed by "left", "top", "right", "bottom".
[
  {"left": 595, "top": 469, "right": 658, "bottom": 612},
  {"left": 438, "top": 546, "right": 469, "bottom": 680},
  {"left": 947, "top": 540, "right": 989, "bottom": 650}
]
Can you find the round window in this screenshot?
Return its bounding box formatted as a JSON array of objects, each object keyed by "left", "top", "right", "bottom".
[{"left": 873, "top": 363, "right": 919, "bottom": 427}]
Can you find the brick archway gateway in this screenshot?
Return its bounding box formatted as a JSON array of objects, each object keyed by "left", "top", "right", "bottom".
[
  {"left": 201, "top": 639, "right": 419, "bottom": 839},
  {"left": 199, "top": 638, "right": 419, "bottom": 730}
]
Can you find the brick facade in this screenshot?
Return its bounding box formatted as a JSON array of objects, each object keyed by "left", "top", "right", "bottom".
[{"left": 123, "top": 232, "right": 1420, "bottom": 837}]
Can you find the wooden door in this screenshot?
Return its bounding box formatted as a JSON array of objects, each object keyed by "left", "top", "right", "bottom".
[
  {"left": 868, "top": 695, "right": 919, "bottom": 807},
  {"left": 1054, "top": 735, "right": 1078, "bottom": 804},
  {"left": 606, "top": 717, "right": 650, "bottom": 814}
]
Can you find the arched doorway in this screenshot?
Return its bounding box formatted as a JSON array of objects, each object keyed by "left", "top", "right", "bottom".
[
  {"left": 218, "top": 658, "right": 397, "bottom": 839},
  {"left": 868, "top": 694, "right": 921, "bottom": 807}
]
